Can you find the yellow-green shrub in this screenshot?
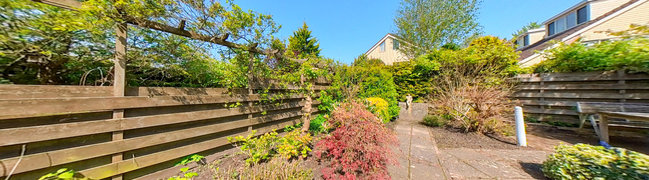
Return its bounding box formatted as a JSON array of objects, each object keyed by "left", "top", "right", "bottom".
[
  {"left": 542, "top": 143, "right": 649, "bottom": 179},
  {"left": 228, "top": 130, "right": 279, "bottom": 165},
  {"left": 277, "top": 129, "right": 312, "bottom": 159},
  {"left": 366, "top": 97, "right": 391, "bottom": 123}
]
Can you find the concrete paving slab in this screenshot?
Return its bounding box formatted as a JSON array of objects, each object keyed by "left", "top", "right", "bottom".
[{"left": 389, "top": 103, "right": 548, "bottom": 180}]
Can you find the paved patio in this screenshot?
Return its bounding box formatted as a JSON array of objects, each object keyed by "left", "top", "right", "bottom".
[{"left": 388, "top": 103, "right": 549, "bottom": 179}]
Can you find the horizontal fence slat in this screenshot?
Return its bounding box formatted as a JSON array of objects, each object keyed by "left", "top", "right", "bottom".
[
  {"left": 0, "top": 110, "right": 306, "bottom": 176},
  {"left": 524, "top": 107, "right": 579, "bottom": 116},
  {"left": 515, "top": 71, "right": 649, "bottom": 82},
  {"left": 0, "top": 85, "right": 331, "bottom": 99},
  {"left": 0, "top": 101, "right": 312, "bottom": 146},
  {"left": 0, "top": 94, "right": 308, "bottom": 119},
  {"left": 517, "top": 83, "right": 649, "bottom": 90},
  {"left": 77, "top": 117, "right": 301, "bottom": 179},
  {"left": 518, "top": 100, "right": 577, "bottom": 107},
  {"left": 0, "top": 85, "right": 113, "bottom": 99},
  {"left": 512, "top": 92, "right": 649, "bottom": 99}
]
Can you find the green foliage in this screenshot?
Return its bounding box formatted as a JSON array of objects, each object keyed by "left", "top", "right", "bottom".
[
  {"left": 365, "top": 97, "right": 391, "bottom": 123},
  {"left": 39, "top": 168, "right": 87, "bottom": 180},
  {"left": 317, "top": 91, "right": 336, "bottom": 114},
  {"left": 511, "top": 22, "right": 542, "bottom": 40},
  {"left": 167, "top": 154, "right": 204, "bottom": 180},
  {"left": 175, "top": 154, "right": 205, "bottom": 166},
  {"left": 543, "top": 143, "right": 649, "bottom": 179},
  {"left": 309, "top": 114, "right": 330, "bottom": 134},
  {"left": 389, "top": 57, "right": 440, "bottom": 102},
  {"left": 287, "top": 22, "right": 321, "bottom": 58},
  {"left": 276, "top": 129, "right": 312, "bottom": 159},
  {"left": 421, "top": 114, "right": 447, "bottom": 127},
  {"left": 228, "top": 129, "right": 313, "bottom": 165},
  {"left": 418, "top": 36, "right": 523, "bottom": 84},
  {"left": 0, "top": 0, "right": 113, "bottom": 85},
  {"left": 532, "top": 38, "right": 649, "bottom": 73},
  {"left": 326, "top": 55, "right": 399, "bottom": 122},
  {"left": 394, "top": 0, "right": 482, "bottom": 57},
  {"left": 167, "top": 167, "right": 198, "bottom": 180},
  {"left": 228, "top": 130, "right": 279, "bottom": 165}
]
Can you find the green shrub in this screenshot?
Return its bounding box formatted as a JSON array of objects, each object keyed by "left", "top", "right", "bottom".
[
  {"left": 422, "top": 114, "right": 447, "bottom": 127},
  {"left": 389, "top": 59, "right": 439, "bottom": 102},
  {"left": 421, "top": 36, "right": 519, "bottom": 134},
  {"left": 309, "top": 114, "right": 329, "bottom": 134},
  {"left": 542, "top": 143, "right": 649, "bottom": 179},
  {"left": 533, "top": 38, "right": 649, "bottom": 73}
]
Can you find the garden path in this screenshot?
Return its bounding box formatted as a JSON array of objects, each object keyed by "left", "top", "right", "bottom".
[{"left": 388, "top": 103, "right": 549, "bottom": 179}]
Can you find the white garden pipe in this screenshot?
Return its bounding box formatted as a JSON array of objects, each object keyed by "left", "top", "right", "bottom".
[{"left": 515, "top": 106, "right": 527, "bottom": 147}]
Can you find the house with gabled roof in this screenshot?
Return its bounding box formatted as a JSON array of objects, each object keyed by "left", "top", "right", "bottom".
[
  {"left": 365, "top": 33, "right": 408, "bottom": 65},
  {"left": 517, "top": 0, "right": 649, "bottom": 67}
]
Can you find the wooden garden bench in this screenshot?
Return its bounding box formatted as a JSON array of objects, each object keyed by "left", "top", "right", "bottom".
[{"left": 576, "top": 102, "right": 649, "bottom": 143}]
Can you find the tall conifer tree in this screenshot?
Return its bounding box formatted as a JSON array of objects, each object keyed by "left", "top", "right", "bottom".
[{"left": 287, "top": 22, "right": 321, "bottom": 58}]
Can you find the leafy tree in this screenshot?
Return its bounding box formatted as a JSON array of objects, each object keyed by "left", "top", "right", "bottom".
[
  {"left": 287, "top": 22, "right": 321, "bottom": 58},
  {"left": 394, "top": 0, "right": 482, "bottom": 58},
  {"left": 352, "top": 54, "right": 384, "bottom": 67},
  {"left": 0, "top": 0, "right": 113, "bottom": 85},
  {"left": 0, "top": 0, "right": 289, "bottom": 88},
  {"left": 511, "top": 22, "right": 542, "bottom": 40}
]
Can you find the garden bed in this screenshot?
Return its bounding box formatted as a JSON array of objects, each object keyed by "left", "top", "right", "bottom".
[
  {"left": 430, "top": 123, "right": 649, "bottom": 154},
  {"left": 192, "top": 152, "right": 329, "bottom": 180}
]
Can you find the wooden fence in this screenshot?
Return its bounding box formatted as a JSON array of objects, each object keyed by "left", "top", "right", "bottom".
[
  {"left": 0, "top": 84, "right": 327, "bottom": 179},
  {"left": 512, "top": 71, "right": 649, "bottom": 125}
]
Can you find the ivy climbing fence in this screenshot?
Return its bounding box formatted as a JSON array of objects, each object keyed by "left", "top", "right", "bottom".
[
  {"left": 0, "top": 82, "right": 328, "bottom": 179},
  {"left": 512, "top": 70, "right": 649, "bottom": 125}
]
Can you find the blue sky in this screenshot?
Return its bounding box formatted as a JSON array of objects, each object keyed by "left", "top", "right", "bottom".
[{"left": 237, "top": 0, "right": 582, "bottom": 64}]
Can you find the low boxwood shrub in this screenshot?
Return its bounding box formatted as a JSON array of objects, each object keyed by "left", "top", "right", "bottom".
[
  {"left": 542, "top": 143, "right": 649, "bottom": 179},
  {"left": 422, "top": 114, "right": 447, "bottom": 127}
]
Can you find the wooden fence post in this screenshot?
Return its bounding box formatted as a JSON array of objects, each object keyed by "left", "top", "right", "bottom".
[
  {"left": 247, "top": 55, "right": 254, "bottom": 132},
  {"left": 300, "top": 74, "right": 312, "bottom": 132},
  {"left": 538, "top": 73, "right": 545, "bottom": 122},
  {"left": 111, "top": 22, "right": 127, "bottom": 180},
  {"left": 618, "top": 70, "right": 627, "bottom": 103}
]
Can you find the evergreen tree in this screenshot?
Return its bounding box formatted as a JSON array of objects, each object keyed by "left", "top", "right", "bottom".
[{"left": 287, "top": 22, "right": 321, "bottom": 58}]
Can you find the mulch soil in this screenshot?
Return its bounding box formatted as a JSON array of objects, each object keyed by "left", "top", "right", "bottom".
[{"left": 430, "top": 124, "right": 649, "bottom": 154}]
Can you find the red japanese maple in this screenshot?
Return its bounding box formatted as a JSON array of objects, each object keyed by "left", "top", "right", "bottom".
[{"left": 315, "top": 101, "right": 398, "bottom": 180}]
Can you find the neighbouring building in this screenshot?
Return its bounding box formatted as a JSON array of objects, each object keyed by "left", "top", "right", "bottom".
[
  {"left": 365, "top": 33, "right": 409, "bottom": 65},
  {"left": 517, "top": 0, "right": 649, "bottom": 67}
]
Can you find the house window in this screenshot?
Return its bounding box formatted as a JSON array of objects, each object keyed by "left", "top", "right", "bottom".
[
  {"left": 547, "top": 5, "right": 589, "bottom": 36},
  {"left": 393, "top": 40, "right": 400, "bottom": 50},
  {"left": 566, "top": 12, "right": 577, "bottom": 28},
  {"left": 577, "top": 6, "right": 589, "bottom": 24},
  {"left": 380, "top": 42, "right": 385, "bottom": 52},
  {"left": 524, "top": 35, "right": 530, "bottom": 46},
  {"left": 548, "top": 22, "right": 555, "bottom": 36},
  {"left": 556, "top": 17, "right": 567, "bottom": 33}
]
